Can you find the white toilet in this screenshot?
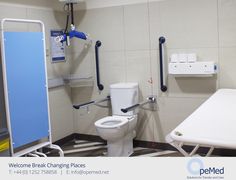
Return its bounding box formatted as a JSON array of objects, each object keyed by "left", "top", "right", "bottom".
[{"left": 95, "top": 83, "right": 139, "bottom": 157}]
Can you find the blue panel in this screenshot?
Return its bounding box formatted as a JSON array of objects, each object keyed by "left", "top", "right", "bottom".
[{"left": 4, "top": 32, "right": 49, "bottom": 148}]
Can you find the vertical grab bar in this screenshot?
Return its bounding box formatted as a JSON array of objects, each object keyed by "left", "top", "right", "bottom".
[
  {"left": 159, "top": 36, "right": 167, "bottom": 92},
  {"left": 95, "top": 40, "right": 104, "bottom": 91}
]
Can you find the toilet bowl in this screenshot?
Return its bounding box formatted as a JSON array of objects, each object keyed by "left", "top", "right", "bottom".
[
  {"left": 95, "top": 115, "right": 137, "bottom": 157},
  {"left": 94, "top": 82, "right": 139, "bottom": 157},
  {"left": 95, "top": 116, "right": 129, "bottom": 141}
]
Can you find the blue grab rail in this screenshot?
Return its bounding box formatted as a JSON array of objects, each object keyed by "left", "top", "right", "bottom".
[
  {"left": 159, "top": 36, "right": 167, "bottom": 92},
  {"left": 95, "top": 40, "right": 104, "bottom": 91}
]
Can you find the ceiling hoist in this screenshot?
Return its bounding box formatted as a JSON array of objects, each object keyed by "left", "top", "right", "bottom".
[{"left": 56, "top": 0, "right": 90, "bottom": 46}]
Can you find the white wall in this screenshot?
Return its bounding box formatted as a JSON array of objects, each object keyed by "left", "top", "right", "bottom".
[
  {"left": 75, "top": 0, "right": 165, "bottom": 9},
  {"left": 0, "top": 2, "right": 74, "bottom": 141},
  {"left": 71, "top": 0, "right": 236, "bottom": 142},
  {"left": 0, "top": 0, "right": 62, "bottom": 10},
  {"left": 0, "top": 0, "right": 164, "bottom": 11}
]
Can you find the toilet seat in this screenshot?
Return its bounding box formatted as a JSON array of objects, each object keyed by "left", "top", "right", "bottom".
[{"left": 95, "top": 116, "right": 129, "bottom": 129}]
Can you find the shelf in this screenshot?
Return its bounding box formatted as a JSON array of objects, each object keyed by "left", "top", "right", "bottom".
[
  {"left": 48, "top": 78, "right": 65, "bottom": 89},
  {"left": 64, "top": 75, "right": 94, "bottom": 88},
  {"left": 168, "top": 61, "right": 217, "bottom": 77},
  {"left": 48, "top": 75, "right": 94, "bottom": 89}
]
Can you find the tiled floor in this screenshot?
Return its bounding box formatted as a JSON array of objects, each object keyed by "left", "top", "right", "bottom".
[{"left": 48, "top": 139, "right": 183, "bottom": 157}]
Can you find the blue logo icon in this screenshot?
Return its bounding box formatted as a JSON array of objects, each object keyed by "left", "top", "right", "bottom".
[{"left": 187, "top": 158, "right": 204, "bottom": 175}]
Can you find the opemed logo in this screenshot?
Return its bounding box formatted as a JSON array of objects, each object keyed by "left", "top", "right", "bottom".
[{"left": 186, "top": 158, "right": 225, "bottom": 179}]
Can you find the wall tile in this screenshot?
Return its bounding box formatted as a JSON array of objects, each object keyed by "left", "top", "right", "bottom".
[
  {"left": 126, "top": 50, "right": 153, "bottom": 100},
  {"left": 124, "top": 3, "right": 150, "bottom": 51},
  {"left": 218, "top": 0, "right": 236, "bottom": 47},
  {"left": 0, "top": 4, "right": 27, "bottom": 31},
  {"left": 99, "top": 51, "right": 126, "bottom": 95},
  {"left": 150, "top": 49, "right": 160, "bottom": 96},
  {"left": 75, "top": 6, "right": 125, "bottom": 52},
  {"left": 135, "top": 110, "right": 155, "bottom": 142},
  {"left": 49, "top": 87, "right": 74, "bottom": 142},
  {"left": 148, "top": 1, "right": 165, "bottom": 50},
  {"left": 149, "top": 0, "right": 188, "bottom": 49},
  {"left": 219, "top": 47, "right": 236, "bottom": 88},
  {"left": 149, "top": 0, "right": 218, "bottom": 49},
  {"left": 184, "top": 0, "right": 218, "bottom": 48},
  {"left": 69, "top": 51, "right": 94, "bottom": 78}
]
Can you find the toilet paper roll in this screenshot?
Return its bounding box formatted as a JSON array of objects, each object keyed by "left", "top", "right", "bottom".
[
  {"left": 179, "top": 53, "right": 188, "bottom": 63},
  {"left": 170, "top": 54, "right": 179, "bottom": 63},
  {"left": 188, "top": 53, "right": 197, "bottom": 63}
]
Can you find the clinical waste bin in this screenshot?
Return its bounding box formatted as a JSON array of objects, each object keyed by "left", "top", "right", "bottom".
[{"left": 0, "top": 128, "right": 10, "bottom": 157}]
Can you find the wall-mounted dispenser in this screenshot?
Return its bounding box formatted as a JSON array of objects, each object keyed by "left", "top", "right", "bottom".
[
  {"left": 169, "top": 62, "right": 217, "bottom": 76},
  {"left": 168, "top": 53, "right": 217, "bottom": 76}
]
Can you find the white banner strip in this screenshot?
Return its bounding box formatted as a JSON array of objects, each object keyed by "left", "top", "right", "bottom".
[{"left": 0, "top": 157, "right": 234, "bottom": 180}]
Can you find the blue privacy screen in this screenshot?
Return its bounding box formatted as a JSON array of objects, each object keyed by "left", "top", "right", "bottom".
[{"left": 4, "top": 32, "right": 49, "bottom": 148}]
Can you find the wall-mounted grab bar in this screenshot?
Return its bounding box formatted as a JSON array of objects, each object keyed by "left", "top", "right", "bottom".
[
  {"left": 159, "top": 36, "right": 167, "bottom": 92},
  {"left": 121, "top": 104, "right": 140, "bottom": 113},
  {"left": 73, "top": 96, "right": 110, "bottom": 109},
  {"left": 95, "top": 40, "right": 104, "bottom": 91},
  {"left": 121, "top": 96, "right": 156, "bottom": 113}
]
